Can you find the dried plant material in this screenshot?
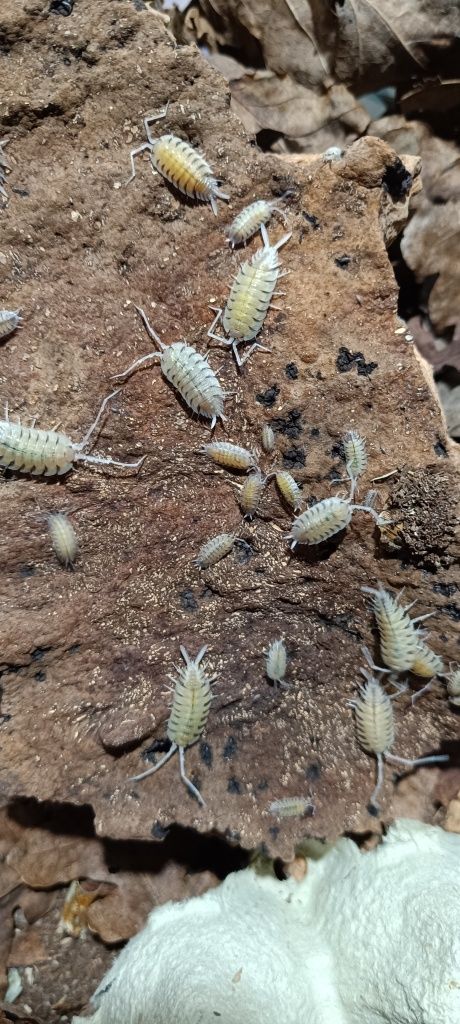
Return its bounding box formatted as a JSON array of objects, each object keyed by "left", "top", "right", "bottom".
[
  {"left": 59, "top": 880, "right": 116, "bottom": 938},
  {"left": 401, "top": 200, "right": 460, "bottom": 333},
  {"left": 7, "top": 832, "right": 107, "bottom": 890},
  {"left": 437, "top": 382, "right": 460, "bottom": 440}
]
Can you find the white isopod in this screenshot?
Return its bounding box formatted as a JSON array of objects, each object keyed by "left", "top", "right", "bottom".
[
  {"left": 445, "top": 664, "right": 460, "bottom": 707},
  {"left": 194, "top": 532, "right": 237, "bottom": 568},
  {"left": 200, "top": 441, "right": 257, "bottom": 472},
  {"left": 273, "top": 471, "right": 303, "bottom": 511},
  {"left": 266, "top": 639, "right": 287, "bottom": 687},
  {"left": 226, "top": 192, "right": 291, "bottom": 248},
  {"left": 286, "top": 494, "right": 381, "bottom": 548},
  {"left": 0, "top": 308, "right": 22, "bottom": 341},
  {"left": 0, "top": 391, "right": 143, "bottom": 476},
  {"left": 127, "top": 107, "right": 228, "bottom": 215},
  {"left": 362, "top": 585, "right": 432, "bottom": 674},
  {"left": 208, "top": 224, "right": 291, "bottom": 369},
  {"left": 343, "top": 430, "right": 367, "bottom": 499},
  {"left": 261, "top": 423, "right": 275, "bottom": 453},
  {"left": 48, "top": 513, "right": 79, "bottom": 568},
  {"left": 269, "top": 797, "right": 314, "bottom": 818},
  {"left": 350, "top": 668, "right": 448, "bottom": 809},
  {"left": 130, "top": 646, "right": 216, "bottom": 806},
  {"left": 113, "top": 306, "right": 226, "bottom": 430},
  {"left": 236, "top": 470, "right": 266, "bottom": 518}
]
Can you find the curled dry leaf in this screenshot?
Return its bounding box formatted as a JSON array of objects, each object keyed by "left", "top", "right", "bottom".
[{"left": 400, "top": 199, "right": 460, "bottom": 333}]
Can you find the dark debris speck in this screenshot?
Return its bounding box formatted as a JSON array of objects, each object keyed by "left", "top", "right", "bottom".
[
  {"left": 269, "top": 826, "right": 280, "bottom": 839},
  {"left": 432, "top": 582, "right": 457, "bottom": 597},
  {"left": 227, "top": 776, "right": 242, "bottom": 794},
  {"left": 285, "top": 362, "right": 299, "bottom": 380},
  {"left": 20, "top": 565, "right": 35, "bottom": 578},
  {"left": 310, "top": 427, "right": 320, "bottom": 437},
  {"left": 180, "top": 589, "right": 198, "bottom": 612},
  {"left": 306, "top": 762, "right": 321, "bottom": 782},
  {"left": 444, "top": 604, "right": 460, "bottom": 621},
  {"left": 334, "top": 254, "right": 351, "bottom": 268},
  {"left": 302, "top": 211, "right": 320, "bottom": 229},
  {"left": 271, "top": 409, "right": 303, "bottom": 439},
  {"left": 34, "top": 670, "right": 46, "bottom": 682},
  {"left": 151, "top": 822, "right": 169, "bottom": 840},
  {"left": 336, "top": 346, "right": 378, "bottom": 376},
  {"left": 256, "top": 385, "right": 280, "bottom": 408},
  {"left": 282, "top": 446, "right": 306, "bottom": 469},
  {"left": 142, "top": 738, "right": 171, "bottom": 764},
  {"left": 200, "top": 741, "right": 213, "bottom": 767},
  {"left": 382, "top": 159, "right": 412, "bottom": 200},
  {"left": 222, "top": 736, "right": 238, "bottom": 759},
  {"left": 434, "top": 440, "right": 448, "bottom": 458}
]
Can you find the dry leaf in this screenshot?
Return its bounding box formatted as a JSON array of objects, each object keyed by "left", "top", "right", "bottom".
[
  {"left": 7, "top": 831, "right": 106, "bottom": 889},
  {"left": 400, "top": 199, "right": 460, "bottom": 332},
  {"left": 437, "top": 382, "right": 460, "bottom": 439},
  {"left": 370, "top": 114, "right": 460, "bottom": 202}
]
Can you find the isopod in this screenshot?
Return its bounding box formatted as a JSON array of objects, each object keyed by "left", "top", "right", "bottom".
[
  {"left": 236, "top": 470, "right": 266, "bottom": 518},
  {"left": 0, "top": 390, "right": 143, "bottom": 476},
  {"left": 0, "top": 137, "right": 12, "bottom": 201},
  {"left": 445, "top": 664, "right": 460, "bottom": 707},
  {"left": 261, "top": 423, "right": 275, "bottom": 453},
  {"left": 194, "top": 532, "right": 237, "bottom": 568},
  {"left": 362, "top": 585, "right": 432, "bottom": 674},
  {"left": 200, "top": 441, "right": 257, "bottom": 472},
  {"left": 286, "top": 494, "right": 381, "bottom": 548},
  {"left": 127, "top": 108, "right": 229, "bottom": 215},
  {"left": 273, "top": 470, "right": 303, "bottom": 511},
  {"left": 226, "top": 192, "right": 291, "bottom": 248},
  {"left": 48, "top": 513, "right": 78, "bottom": 568},
  {"left": 410, "top": 641, "right": 445, "bottom": 705},
  {"left": 0, "top": 308, "right": 22, "bottom": 341},
  {"left": 266, "top": 639, "right": 287, "bottom": 687},
  {"left": 350, "top": 668, "right": 448, "bottom": 809},
  {"left": 269, "top": 797, "right": 314, "bottom": 818},
  {"left": 113, "top": 306, "right": 226, "bottom": 430},
  {"left": 343, "top": 430, "right": 367, "bottom": 498},
  {"left": 208, "top": 224, "right": 291, "bottom": 368},
  {"left": 130, "top": 646, "right": 216, "bottom": 806}
]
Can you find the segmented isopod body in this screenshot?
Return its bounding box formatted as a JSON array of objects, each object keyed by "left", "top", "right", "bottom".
[
  {"left": 343, "top": 430, "right": 367, "bottom": 498},
  {"left": 237, "top": 470, "right": 266, "bottom": 518},
  {"left": 269, "top": 797, "right": 314, "bottom": 818},
  {"left": 0, "top": 309, "right": 22, "bottom": 341},
  {"left": 261, "top": 423, "right": 275, "bottom": 453},
  {"left": 274, "top": 471, "right": 303, "bottom": 511},
  {"left": 113, "top": 306, "right": 226, "bottom": 430},
  {"left": 362, "top": 585, "right": 422, "bottom": 673},
  {"left": 287, "top": 496, "right": 352, "bottom": 547},
  {"left": 194, "top": 532, "right": 236, "bottom": 568},
  {"left": 226, "top": 193, "right": 290, "bottom": 247},
  {"left": 446, "top": 664, "right": 460, "bottom": 706},
  {"left": 130, "top": 646, "right": 216, "bottom": 806},
  {"left": 127, "top": 109, "right": 229, "bottom": 215},
  {"left": 0, "top": 391, "right": 143, "bottom": 476},
  {"left": 48, "top": 513, "right": 78, "bottom": 568},
  {"left": 200, "top": 441, "right": 257, "bottom": 472},
  {"left": 411, "top": 642, "right": 444, "bottom": 679},
  {"left": 266, "top": 639, "right": 287, "bottom": 687},
  {"left": 208, "top": 224, "right": 291, "bottom": 368}
]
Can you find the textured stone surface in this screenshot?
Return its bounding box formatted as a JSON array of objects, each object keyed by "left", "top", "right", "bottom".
[{"left": 0, "top": 0, "right": 459, "bottom": 860}]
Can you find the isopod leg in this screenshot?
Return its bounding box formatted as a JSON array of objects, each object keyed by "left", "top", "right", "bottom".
[
  {"left": 179, "top": 746, "right": 205, "bottom": 807},
  {"left": 111, "top": 352, "right": 161, "bottom": 382},
  {"left": 385, "top": 751, "right": 449, "bottom": 768},
  {"left": 81, "top": 453, "right": 145, "bottom": 470},
  {"left": 129, "top": 743, "right": 177, "bottom": 783},
  {"left": 126, "top": 142, "right": 153, "bottom": 185},
  {"left": 370, "top": 752, "right": 384, "bottom": 810},
  {"left": 79, "top": 389, "right": 121, "bottom": 451},
  {"left": 234, "top": 341, "right": 271, "bottom": 369},
  {"left": 410, "top": 681, "right": 434, "bottom": 706},
  {"left": 207, "top": 307, "right": 223, "bottom": 338},
  {"left": 143, "top": 104, "right": 169, "bottom": 144},
  {"left": 134, "top": 305, "right": 165, "bottom": 350}
]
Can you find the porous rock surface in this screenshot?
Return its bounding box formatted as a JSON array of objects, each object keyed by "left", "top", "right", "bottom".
[{"left": 0, "top": 0, "right": 458, "bottom": 859}]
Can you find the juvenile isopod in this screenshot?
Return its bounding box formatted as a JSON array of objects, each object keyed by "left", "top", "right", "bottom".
[
  {"left": 200, "top": 441, "right": 257, "bottom": 473},
  {"left": 261, "top": 423, "right": 275, "bottom": 454},
  {"left": 0, "top": 308, "right": 22, "bottom": 341},
  {"left": 273, "top": 470, "right": 303, "bottom": 511},
  {"left": 445, "top": 664, "right": 460, "bottom": 707},
  {"left": 194, "top": 532, "right": 237, "bottom": 568},
  {"left": 0, "top": 390, "right": 143, "bottom": 476},
  {"left": 226, "top": 192, "right": 291, "bottom": 248},
  {"left": 113, "top": 306, "right": 226, "bottom": 430},
  {"left": 127, "top": 108, "right": 229, "bottom": 215},
  {"left": 350, "top": 668, "right": 448, "bottom": 810},
  {"left": 269, "top": 797, "right": 314, "bottom": 818},
  {"left": 286, "top": 494, "right": 381, "bottom": 548},
  {"left": 361, "top": 585, "right": 432, "bottom": 674},
  {"left": 130, "top": 646, "right": 216, "bottom": 806},
  {"left": 236, "top": 470, "right": 266, "bottom": 518},
  {"left": 48, "top": 512, "right": 79, "bottom": 568},
  {"left": 343, "top": 430, "right": 367, "bottom": 498},
  {"left": 266, "top": 639, "right": 287, "bottom": 688},
  {"left": 208, "top": 224, "right": 291, "bottom": 368}
]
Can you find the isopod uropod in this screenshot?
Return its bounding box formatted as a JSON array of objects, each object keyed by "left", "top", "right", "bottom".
[
  {"left": 208, "top": 224, "right": 291, "bottom": 368},
  {"left": 48, "top": 513, "right": 79, "bottom": 568},
  {"left": 127, "top": 108, "right": 229, "bottom": 215},
  {"left": 261, "top": 423, "right": 275, "bottom": 454},
  {"left": 236, "top": 470, "right": 266, "bottom": 518},
  {"left": 200, "top": 441, "right": 257, "bottom": 472},
  {"left": 343, "top": 430, "right": 367, "bottom": 498},
  {"left": 0, "top": 391, "right": 143, "bottom": 476},
  {"left": 266, "top": 639, "right": 287, "bottom": 687},
  {"left": 0, "top": 308, "right": 22, "bottom": 341},
  {"left": 130, "top": 646, "right": 216, "bottom": 806},
  {"left": 350, "top": 668, "right": 448, "bottom": 810},
  {"left": 113, "top": 306, "right": 227, "bottom": 430},
  {"left": 269, "top": 797, "right": 314, "bottom": 818},
  {"left": 287, "top": 494, "right": 381, "bottom": 548},
  {"left": 361, "top": 585, "right": 432, "bottom": 674},
  {"left": 226, "top": 192, "right": 291, "bottom": 248}
]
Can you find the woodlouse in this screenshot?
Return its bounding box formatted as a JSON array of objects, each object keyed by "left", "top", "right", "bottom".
[
  {"left": 261, "top": 423, "right": 275, "bottom": 453},
  {"left": 350, "top": 668, "right": 448, "bottom": 809},
  {"left": 208, "top": 224, "right": 291, "bottom": 368},
  {"left": 113, "top": 306, "right": 226, "bottom": 430},
  {"left": 410, "top": 641, "right": 445, "bottom": 705},
  {"left": 266, "top": 639, "right": 287, "bottom": 687},
  {"left": 0, "top": 308, "right": 22, "bottom": 341},
  {"left": 445, "top": 664, "right": 460, "bottom": 707},
  {"left": 48, "top": 513, "right": 79, "bottom": 568},
  {"left": 286, "top": 494, "right": 381, "bottom": 548},
  {"left": 0, "top": 391, "right": 143, "bottom": 476},
  {"left": 130, "top": 646, "right": 216, "bottom": 806},
  {"left": 236, "top": 470, "right": 266, "bottom": 518},
  {"left": 362, "top": 585, "right": 431, "bottom": 674},
  {"left": 226, "top": 193, "right": 291, "bottom": 248},
  {"left": 269, "top": 797, "right": 314, "bottom": 818},
  {"left": 343, "top": 430, "right": 367, "bottom": 498},
  {"left": 200, "top": 441, "right": 257, "bottom": 472},
  {"left": 127, "top": 108, "right": 229, "bottom": 215},
  {"left": 273, "top": 470, "right": 303, "bottom": 511},
  {"left": 194, "top": 532, "right": 237, "bottom": 568}
]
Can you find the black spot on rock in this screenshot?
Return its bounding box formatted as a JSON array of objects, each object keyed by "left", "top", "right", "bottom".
[
  {"left": 382, "top": 159, "right": 412, "bottom": 200},
  {"left": 336, "top": 347, "right": 378, "bottom": 376},
  {"left": 142, "top": 738, "right": 171, "bottom": 764},
  {"left": 434, "top": 440, "right": 448, "bottom": 458},
  {"left": 227, "top": 776, "right": 241, "bottom": 794},
  {"left": 302, "top": 211, "right": 320, "bottom": 229},
  {"left": 283, "top": 446, "right": 306, "bottom": 469},
  {"left": 200, "top": 741, "right": 213, "bottom": 767},
  {"left": 306, "top": 762, "right": 321, "bottom": 781},
  {"left": 34, "top": 670, "right": 46, "bottom": 682},
  {"left": 334, "top": 254, "right": 351, "bottom": 268},
  {"left": 432, "top": 582, "right": 457, "bottom": 597},
  {"left": 11, "top": 187, "right": 30, "bottom": 197},
  {"left": 257, "top": 778, "right": 269, "bottom": 791},
  {"left": 223, "top": 736, "right": 237, "bottom": 759},
  {"left": 256, "top": 385, "right": 280, "bottom": 407},
  {"left": 444, "top": 604, "right": 460, "bottom": 621},
  {"left": 180, "top": 589, "right": 198, "bottom": 612},
  {"left": 330, "top": 441, "right": 345, "bottom": 461},
  {"left": 151, "top": 822, "right": 169, "bottom": 840},
  {"left": 31, "top": 646, "right": 51, "bottom": 662},
  {"left": 285, "top": 362, "right": 299, "bottom": 380},
  {"left": 310, "top": 427, "right": 320, "bottom": 437},
  {"left": 20, "top": 565, "right": 35, "bottom": 578},
  {"left": 269, "top": 826, "right": 280, "bottom": 839},
  {"left": 271, "top": 409, "right": 303, "bottom": 439}
]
